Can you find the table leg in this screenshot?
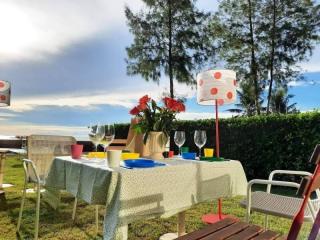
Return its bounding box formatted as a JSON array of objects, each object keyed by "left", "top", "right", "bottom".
[
  {"left": 177, "top": 211, "right": 186, "bottom": 237},
  {"left": 159, "top": 211, "right": 187, "bottom": 240}
]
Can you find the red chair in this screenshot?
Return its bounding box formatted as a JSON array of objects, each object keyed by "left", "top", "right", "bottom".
[{"left": 177, "top": 144, "right": 320, "bottom": 240}]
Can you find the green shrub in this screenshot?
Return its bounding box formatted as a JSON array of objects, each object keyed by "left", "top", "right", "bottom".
[
  {"left": 114, "top": 123, "right": 130, "bottom": 139},
  {"left": 115, "top": 112, "right": 320, "bottom": 179}
]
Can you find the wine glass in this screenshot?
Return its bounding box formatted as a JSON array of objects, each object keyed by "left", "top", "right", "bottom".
[
  {"left": 88, "top": 124, "right": 105, "bottom": 152},
  {"left": 194, "top": 130, "right": 207, "bottom": 158},
  {"left": 174, "top": 131, "right": 186, "bottom": 156},
  {"left": 100, "top": 124, "right": 115, "bottom": 154}
]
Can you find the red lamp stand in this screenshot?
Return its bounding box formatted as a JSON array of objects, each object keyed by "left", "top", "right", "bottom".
[{"left": 201, "top": 100, "right": 228, "bottom": 224}]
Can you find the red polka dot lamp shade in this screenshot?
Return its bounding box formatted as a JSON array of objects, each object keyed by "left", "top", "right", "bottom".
[
  {"left": 197, "top": 70, "right": 237, "bottom": 105},
  {"left": 0, "top": 80, "right": 11, "bottom": 107}
]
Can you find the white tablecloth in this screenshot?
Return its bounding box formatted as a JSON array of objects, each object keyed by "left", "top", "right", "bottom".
[{"left": 45, "top": 157, "right": 247, "bottom": 240}]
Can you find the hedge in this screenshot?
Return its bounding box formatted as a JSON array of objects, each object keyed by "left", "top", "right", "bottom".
[{"left": 115, "top": 112, "right": 320, "bottom": 180}]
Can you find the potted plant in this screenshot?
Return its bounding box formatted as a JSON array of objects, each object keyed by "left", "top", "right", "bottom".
[{"left": 129, "top": 95, "right": 185, "bottom": 159}]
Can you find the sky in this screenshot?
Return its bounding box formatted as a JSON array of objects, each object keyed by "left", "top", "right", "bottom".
[{"left": 0, "top": 0, "right": 319, "bottom": 140}]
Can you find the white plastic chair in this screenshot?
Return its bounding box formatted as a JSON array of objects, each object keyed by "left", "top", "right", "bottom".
[
  {"left": 17, "top": 135, "right": 76, "bottom": 239},
  {"left": 17, "top": 159, "right": 42, "bottom": 240},
  {"left": 240, "top": 170, "right": 320, "bottom": 228}
]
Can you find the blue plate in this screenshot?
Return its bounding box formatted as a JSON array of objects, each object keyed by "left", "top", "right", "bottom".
[{"left": 124, "top": 159, "right": 165, "bottom": 168}]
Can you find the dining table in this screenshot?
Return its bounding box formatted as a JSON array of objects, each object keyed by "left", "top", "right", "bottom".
[{"left": 45, "top": 156, "right": 248, "bottom": 240}]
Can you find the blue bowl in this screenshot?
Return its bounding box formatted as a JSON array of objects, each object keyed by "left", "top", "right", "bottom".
[{"left": 182, "top": 152, "right": 197, "bottom": 160}]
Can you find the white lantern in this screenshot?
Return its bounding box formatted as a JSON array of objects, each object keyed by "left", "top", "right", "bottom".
[
  {"left": 197, "top": 70, "right": 236, "bottom": 106},
  {"left": 0, "top": 80, "right": 10, "bottom": 107}
]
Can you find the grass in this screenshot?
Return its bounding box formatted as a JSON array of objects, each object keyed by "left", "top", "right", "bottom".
[{"left": 0, "top": 155, "right": 312, "bottom": 239}]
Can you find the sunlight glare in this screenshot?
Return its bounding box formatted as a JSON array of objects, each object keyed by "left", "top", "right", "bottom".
[{"left": 0, "top": 3, "right": 39, "bottom": 59}]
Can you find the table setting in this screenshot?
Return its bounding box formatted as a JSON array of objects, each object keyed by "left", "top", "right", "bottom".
[
  {"left": 42, "top": 95, "right": 247, "bottom": 240},
  {"left": 45, "top": 153, "right": 247, "bottom": 240},
  {"left": 44, "top": 137, "right": 246, "bottom": 240}
]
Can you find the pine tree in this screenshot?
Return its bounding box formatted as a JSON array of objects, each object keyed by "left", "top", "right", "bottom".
[
  {"left": 261, "top": 0, "right": 320, "bottom": 113},
  {"left": 125, "top": 0, "right": 213, "bottom": 98},
  {"left": 211, "top": 0, "right": 320, "bottom": 115},
  {"left": 210, "top": 0, "right": 267, "bottom": 115}
]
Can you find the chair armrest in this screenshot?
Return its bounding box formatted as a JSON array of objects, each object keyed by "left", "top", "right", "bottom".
[
  {"left": 248, "top": 179, "right": 300, "bottom": 192},
  {"left": 268, "top": 170, "right": 312, "bottom": 181},
  {"left": 247, "top": 179, "right": 300, "bottom": 206},
  {"left": 22, "top": 158, "right": 41, "bottom": 184},
  {"left": 267, "top": 170, "right": 312, "bottom": 193}
]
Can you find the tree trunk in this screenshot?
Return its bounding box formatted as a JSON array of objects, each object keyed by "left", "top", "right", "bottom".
[
  {"left": 266, "top": 0, "right": 276, "bottom": 114},
  {"left": 168, "top": 0, "right": 174, "bottom": 98},
  {"left": 248, "top": 0, "right": 260, "bottom": 115}
]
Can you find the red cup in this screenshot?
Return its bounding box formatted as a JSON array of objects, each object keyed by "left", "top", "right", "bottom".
[
  {"left": 71, "top": 144, "right": 83, "bottom": 159},
  {"left": 168, "top": 150, "right": 174, "bottom": 158}
]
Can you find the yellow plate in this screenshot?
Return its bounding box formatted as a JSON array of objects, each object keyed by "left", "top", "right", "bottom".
[
  {"left": 121, "top": 152, "right": 140, "bottom": 160},
  {"left": 87, "top": 152, "right": 106, "bottom": 158}
]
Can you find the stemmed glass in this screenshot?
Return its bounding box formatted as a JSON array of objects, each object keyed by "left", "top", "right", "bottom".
[
  {"left": 194, "top": 130, "right": 207, "bottom": 158},
  {"left": 88, "top": 124, "right": 105, "bottom": 152},
  {"left": 174, "top": 131, "right": 186, "bottom": 157},
  {"left": 100, "top": 124, "right": 115, "bottom": 155}
]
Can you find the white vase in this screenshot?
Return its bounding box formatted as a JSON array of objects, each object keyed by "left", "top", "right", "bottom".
[{"left": 148, "top": 131, "right": 166, "bottom": 160}]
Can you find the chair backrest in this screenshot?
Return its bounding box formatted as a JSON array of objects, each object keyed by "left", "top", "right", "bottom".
[
  {"left": 287, "top": 144, "right": 320, "bottom": 240},
  {"left": 27, "top": 135, "right": 76, "bottom": 180}
]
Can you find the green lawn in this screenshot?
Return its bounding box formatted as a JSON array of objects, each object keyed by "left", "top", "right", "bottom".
[{"left": 0, "top": 155, "right": 312, "bottom": 239}]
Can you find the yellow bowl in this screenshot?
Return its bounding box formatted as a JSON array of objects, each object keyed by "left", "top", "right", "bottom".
[
  {"left": 121, "top": 152, "right": 140, "bottom": 160},
  {"left": 87, "top": 152, "right": 106, "bottom": 158}
]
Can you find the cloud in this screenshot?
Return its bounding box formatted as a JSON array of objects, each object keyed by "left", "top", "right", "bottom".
[
  {"left": 0, "top": 123, "right": 88, "bottom": 140},
  {"left": 0, "top": 111, "right": 236, "bottom": 139},
  {"left": 287, "top": 81, "right": 308, "bottom": 87},
  {"left": 10, "top": 92, "right": 137, "bottom": 112},
  {"left": 299, "top": 45, "right": 320, "bottom": 72},
  {"left": 288, "top": 78, "right": 319, "bottom": 87},
  {"left": 300, "top": 63, "right": 320, "bottom": 72},
  {"left": 0, "top": 0, "right": 142, "bottom": 63},
  {"left": 0, "top": 112, "right": 16, "bottom": 121},
  {"left": 7, "top": 79, "right": 197, "bottom": 112}
]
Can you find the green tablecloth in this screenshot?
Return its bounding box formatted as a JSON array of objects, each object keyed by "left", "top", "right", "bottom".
[
  {"left": 45, "top": 157, "right": 120, "bottom": 239},
  {"left": 45, "top": 157, "right": 248, "bottom": 240}
]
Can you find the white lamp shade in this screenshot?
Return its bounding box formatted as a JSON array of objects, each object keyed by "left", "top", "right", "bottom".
[
  {"left": 0, "top": 80, "right": 11, "bottom": 107},
  {"left": 197, "top": 70, "right": 237, "bottom": 106}
]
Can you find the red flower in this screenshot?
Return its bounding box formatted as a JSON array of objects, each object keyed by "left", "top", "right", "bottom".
[
  {"left": 137, "top": 102, "right": 147, "bottom": 111},
  {"left": 163, "top": 97, "right": 174, "bottom": 109},
  {"left": 163, "top": 97, "right": 185, "bottom": 112},
  {"left": 139, "top": 95, "right": 150, "bottom": 104},
  {"left": 176, "top": 102, "right": 185, "bottom": 112},
  {"left": 172, "top": 101, "right": 185, "bottom": 112},
  {"left": 129, "top": 106, "right": 140, "bottom": 115}
]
